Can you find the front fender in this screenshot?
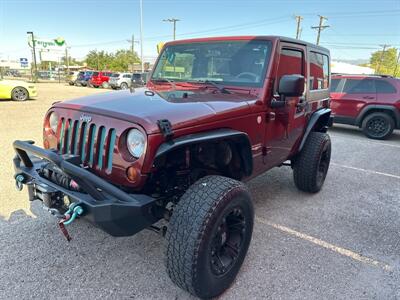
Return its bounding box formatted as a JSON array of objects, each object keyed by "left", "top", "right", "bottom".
[{"left": 154, "top": 128, "right": 253, "bottom": 177}]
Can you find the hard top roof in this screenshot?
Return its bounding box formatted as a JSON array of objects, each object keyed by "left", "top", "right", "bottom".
[{"left": 165, "top": 35, "right": 329, "bottom": 53}]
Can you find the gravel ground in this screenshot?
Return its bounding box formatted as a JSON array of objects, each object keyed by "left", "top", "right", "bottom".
[{"left": 0, "top": 83, "right": 399, "bottom": 299}]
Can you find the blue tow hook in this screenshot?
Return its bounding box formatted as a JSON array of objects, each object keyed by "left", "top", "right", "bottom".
[
  {"left": 58, "top": 203, "right": 84, "bottom": 242},
  {"left": 15, "top": 174, "right": 25, "bottom": 191}
]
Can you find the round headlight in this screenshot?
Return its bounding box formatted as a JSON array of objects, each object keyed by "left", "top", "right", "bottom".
[
  {"left": 49, "top": 112, "right": 59, "bottom": 133},
  {"left": 127, "top": 129, "right": 146, "bottom": 158}
]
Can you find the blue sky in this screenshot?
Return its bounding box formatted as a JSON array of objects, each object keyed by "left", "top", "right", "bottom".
[{"left": 0, "top": 0, "right": 399, "bottom": 63}]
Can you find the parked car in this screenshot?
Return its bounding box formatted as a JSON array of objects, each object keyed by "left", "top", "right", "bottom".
[
  {"left": 109, "top": 73, "right": 132, "bottom": 89},
  {"left": 37, "top": 71, "right": 57, "bottom": 80},
  {"left": 131, "top": 72, "right": 148, "bottom": 87},
  {"left": 76, "top": 71, "right": 94, "bottom": 86},
  {"left": 66, "top": 71, "right": 79, "bottom": 85},
  {"left": 12, "top": 36, "right": 332, "bottom": 298},
  {"left": 89, "top": 71, "right": 113, "bottom": 88},
  {"left": 5, "top": 69, "right": 21, "bottom": 77},
  {"left": 330, "top": 74, "right": 400, "bottom": 139},
  {"left": 0, "top": 79, "right": 37, "bottom": 101}
]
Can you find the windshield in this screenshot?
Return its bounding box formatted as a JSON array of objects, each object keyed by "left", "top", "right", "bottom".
[
  {"left": 151, "top": 40, "right": 271, "bottom": 87},
  {"left": 111, "top": 73, "right": 120, "bottom": 77}
]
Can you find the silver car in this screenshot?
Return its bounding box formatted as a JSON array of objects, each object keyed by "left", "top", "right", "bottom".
[{"left": 109, "top": 73, "right": 132, "bottom": 89}]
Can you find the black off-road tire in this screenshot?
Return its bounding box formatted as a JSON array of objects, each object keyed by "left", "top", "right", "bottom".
[
  {"left": 361, "top": 112, "right": 395, "bottom": 140},
  {"left": 165, "top": 175, "right": 254, "bottom": 299},
  {"left": 293, "top": 132, "right": 331, "bottom": 193}
]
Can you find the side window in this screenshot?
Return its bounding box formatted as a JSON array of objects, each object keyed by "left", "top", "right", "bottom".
[
  {"left": 276, "top": 48, "right": 304, "bottom": 89},
  {"left": 376, "top": 80, "right": 397, "bottom": 94},
  {"left": 343, "top": 79, "right": 375, "bottom": 94},
  {"left": 310, "top": 52, "right": 329, "bottom": 90}
]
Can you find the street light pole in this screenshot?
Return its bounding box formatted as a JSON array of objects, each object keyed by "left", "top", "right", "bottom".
[
  {"left": 65, "top": 46, "right": 70, "bottom": 74},
  {"left": 140, "top": 0, "right": 144, "bottom": 73},
  {"left": 27, "top": 31, "right": 38, "bottom": 82},
  {"left": 163, "top": 18, "right": 180, "bottom": 40}
]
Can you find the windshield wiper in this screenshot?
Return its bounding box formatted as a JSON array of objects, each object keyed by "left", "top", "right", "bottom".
[{"left": 191, "top": 80, "right": 231, "bottom": 94}]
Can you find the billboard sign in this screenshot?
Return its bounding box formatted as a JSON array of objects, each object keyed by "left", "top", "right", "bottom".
[{"left": 28, "top": 36, "right": 66, "bottom": 52}]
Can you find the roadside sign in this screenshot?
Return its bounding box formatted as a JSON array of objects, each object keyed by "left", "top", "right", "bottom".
[{"left": 20, "top": 58, "right": 29, "bottom": 68}]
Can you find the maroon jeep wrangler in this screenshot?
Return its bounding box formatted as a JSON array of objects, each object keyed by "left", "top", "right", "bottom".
[{"left": 13, "top": 36, "right": 332, "bottom": 298}]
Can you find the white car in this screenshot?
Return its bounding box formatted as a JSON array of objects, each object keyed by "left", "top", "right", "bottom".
[{"left": 109, "top": 73, "right": 132, "bottom": 89}]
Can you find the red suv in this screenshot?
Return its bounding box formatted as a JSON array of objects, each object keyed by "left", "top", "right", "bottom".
[
  {"left": 330, "top": 74, "right": 400, "bottom": 139},
  {"left": 89, "top": 71, "right": 114, "bottom": 88}
]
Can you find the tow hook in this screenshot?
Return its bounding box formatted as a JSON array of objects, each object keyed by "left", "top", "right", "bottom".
[
  {"left": 58, "top": 203, "right": 84, "bottom": 242},
  {"left": 15, "top": 174, "right": 25, "bottom": 191}
]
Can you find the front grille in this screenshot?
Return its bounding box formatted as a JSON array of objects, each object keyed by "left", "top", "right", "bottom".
[{"left": 57, "top": 118, "right": 117, "bottom": 173}]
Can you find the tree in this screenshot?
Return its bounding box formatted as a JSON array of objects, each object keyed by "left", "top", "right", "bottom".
[
  {"left": 110, "top": 49, "right": 140, "bottom": 71},
  {"left": 85, "top": 49, "right": 141, "bottom": 71},
  {"left": 369, "top": 47, "right": 400, "bottom": 76},
  {"left": 85, "top": 50, "right": 114, "bottom": 70}
]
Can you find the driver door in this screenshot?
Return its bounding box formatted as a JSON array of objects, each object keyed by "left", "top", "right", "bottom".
[{"left": 264, "top": 44, "right": 307, "bottom": 167}]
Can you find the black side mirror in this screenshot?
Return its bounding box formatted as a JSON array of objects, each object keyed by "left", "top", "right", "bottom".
[
  {"left": 278, "top": 74, "right": 305, "bottom": 97},
  {"left": 270, "top": 75, "right": 305, "bottom": 108}
]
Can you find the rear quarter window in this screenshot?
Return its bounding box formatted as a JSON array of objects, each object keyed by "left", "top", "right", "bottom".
[
  {"left": 375, "top": 80, "right": 397, "bottom": 93},
  {"left": 309, "top": 52, "right": 329, "bottom": 90}
]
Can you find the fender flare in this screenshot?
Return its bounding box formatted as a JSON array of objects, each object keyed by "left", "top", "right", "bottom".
[
  {"left": 355, "top": 105, "right": 400, "bottom": 128},
  {"left": 299, "top": 108, "right": 332, "bottom": 151},
  {"left": 154, "top": 128, "right": 253, "bottom": 177}
]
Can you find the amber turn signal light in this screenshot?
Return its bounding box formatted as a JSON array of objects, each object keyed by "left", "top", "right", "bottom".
[{"left": 126, "top": 166, "right": 139, "bottom": 182}]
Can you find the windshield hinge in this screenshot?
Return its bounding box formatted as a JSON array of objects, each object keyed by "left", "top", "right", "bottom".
[{"left": 157, "top": 119, "right": 174, "bottom": 140}]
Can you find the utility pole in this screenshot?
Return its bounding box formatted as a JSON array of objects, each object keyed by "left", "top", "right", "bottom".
[
  {"left": 65, "top": 46, "right": 70, "bottom": 74},
  {"left": 295, "top": 15, "right": 303, "bottom": 39},
  {"left": 393, "top": 48, "right": 400, "bottom": 77},
  {"left": 376, "top": 44, "right": 390, "bottom": 74},
  {"left": 163, "top": 18, "right": 180, "bottom": 40},
  {"left": 139, "top": 0, "right": 144, "bottom": 73},
  {"left": 311, "top": 16, "right": 329, "bottom": 45},
  {"left": 127, "top": 34, "right": 139, "bottom": 72},
  {"left": 27, "top": 31, "right": 38, "bottom": 82}
]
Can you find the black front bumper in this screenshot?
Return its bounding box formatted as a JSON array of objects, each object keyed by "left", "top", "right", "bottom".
[{"left": 12, "top": 140, "right": 159, "bottom": 237}]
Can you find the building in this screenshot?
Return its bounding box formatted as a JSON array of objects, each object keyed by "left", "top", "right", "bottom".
[{"left": 331, "top": 61, "right": 374, "bottom": 74}]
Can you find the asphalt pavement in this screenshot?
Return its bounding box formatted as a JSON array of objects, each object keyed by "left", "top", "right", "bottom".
[{"left": 1, "top": 110, "right": 399, "bottom": 299}]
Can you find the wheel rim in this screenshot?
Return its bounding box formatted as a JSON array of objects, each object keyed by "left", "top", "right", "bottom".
[
  {"left": 121, "top": 83, "right": 128, "bottom": 89},
  {"left": 366, "top": 117, "right": 389, "bottom": 138},
  {"left": 317, "top": 143, "right": 330, "bottom": 185},
  {"left": 209, "top": 207, "right": 246, "bottom": 276},
  {"left": 13, "top": 88, "right": 27, "bottom": 100}
]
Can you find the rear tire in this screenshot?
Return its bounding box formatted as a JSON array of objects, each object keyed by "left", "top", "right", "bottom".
[
  {"left": 165, "top": 175, "right": 254, "bottom": 299},
  {"left": 11, "top": 87, "right": 29, "bottom": 101},
  {"left": 361, "top": 112, "right": 394, "bottom": 140},
  {"left": 293, "top": 132, "right": 331, "bottom": 193}
]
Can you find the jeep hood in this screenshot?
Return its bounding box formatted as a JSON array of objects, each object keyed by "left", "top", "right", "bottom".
[{"left": 53, "top": 88, "right": 256, "bottom": 134}]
